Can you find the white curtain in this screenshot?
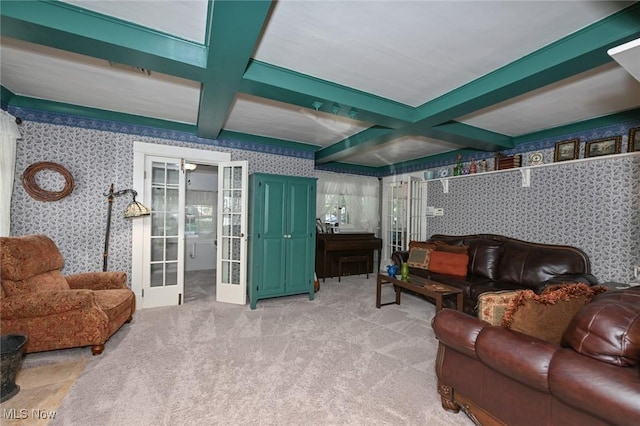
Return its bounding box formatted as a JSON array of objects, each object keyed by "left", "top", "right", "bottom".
[
  {"left": 0, "top": 110, "right": 22, "bottom": 236},
  {"left": 315, "top": 171, "right": 380, "bottom": 234}
]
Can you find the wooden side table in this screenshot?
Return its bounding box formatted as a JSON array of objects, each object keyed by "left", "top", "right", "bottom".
[{"left": 376, "top": 273, "right": 463, "bottom": 312}]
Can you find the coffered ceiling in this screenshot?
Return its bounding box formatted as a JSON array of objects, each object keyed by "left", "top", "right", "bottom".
[{"left": 1, "top": 1, "right": 639, "bottom": 175}]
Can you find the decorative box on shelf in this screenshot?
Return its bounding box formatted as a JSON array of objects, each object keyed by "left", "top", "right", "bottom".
[{"left": 494, "top": 154, "right": 522, "bottom": 170}]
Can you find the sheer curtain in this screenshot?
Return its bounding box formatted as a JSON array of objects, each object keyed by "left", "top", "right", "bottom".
[
  {"left": 0, "top": 110, "right": 22, "bottom": 236},
  {"left": 315, "top": 171, "right": 380, "bottom": 234}
]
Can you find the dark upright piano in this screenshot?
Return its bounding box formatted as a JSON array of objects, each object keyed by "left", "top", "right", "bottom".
[{"left": 316, "top": 232, "right": 383, "bottom": 281}]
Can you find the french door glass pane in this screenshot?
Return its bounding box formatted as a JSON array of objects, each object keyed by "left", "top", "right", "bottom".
[{"left": 150, "top": 161, "right": 180, "bottom": 288}]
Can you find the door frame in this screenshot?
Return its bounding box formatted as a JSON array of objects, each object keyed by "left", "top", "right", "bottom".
[{"left": 132, "top": 141, "right": 231, "bottom": 309}]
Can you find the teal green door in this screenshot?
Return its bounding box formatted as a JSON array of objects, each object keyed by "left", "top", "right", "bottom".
[
  {"left": 256, "top": 179, "right": 286, "bottom": 296},
  {"left": 286, "top": 180, "right": 313, "bottom": 293}
]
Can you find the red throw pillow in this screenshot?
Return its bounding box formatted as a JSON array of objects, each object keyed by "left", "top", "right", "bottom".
[{"left": 427, "top": 251, "right": 469, "bottom": 277}]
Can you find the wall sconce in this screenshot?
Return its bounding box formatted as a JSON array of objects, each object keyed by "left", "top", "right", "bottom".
[
  {"left": 348, "top": 108, "right": 358, "bottom": 119},
  {"left": 331, "top": 103, "right": 340, "bottom": 114},
  {"left": 312, "top": 101, "right": 323, "bottom": 111},
  {"left": 103, "top": 183, "right": 150, "bottom": 271}
]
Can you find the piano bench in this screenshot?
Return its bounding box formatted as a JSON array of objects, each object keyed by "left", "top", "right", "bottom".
[{"left": 337, "top": 255, "right": 370, "bottom": 282}]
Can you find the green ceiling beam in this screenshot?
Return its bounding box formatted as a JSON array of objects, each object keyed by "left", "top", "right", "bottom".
[
  {"left": 412, "top": 3, "right": 640, "bottom": 126},
  {"left": 0, "top": 0, "right": 208, "bottom": 81},
  {"left": 6, "top": 95, "right": 198, "bottom": 133},
  {"left": 196, "top": 0, "right": 273, "bottom": 139},
  {"left": 315, "top": 122, "right": 512, "bottom": 165},
  {"left": 241, "top": 60, "right": 414, "bottom": 128},
  {"left": 320, "top": 3, "right": 640, "bottom": 165},
  {"left": 424, "top": 122, "right": 513, "bottom": 150},
  {"left": 315, "top": 126, "right": 398, "bottom": 164}
]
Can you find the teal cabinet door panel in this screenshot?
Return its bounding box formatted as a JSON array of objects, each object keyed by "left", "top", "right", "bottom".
[
  {"left": 248, "top": 173, "right": 316, "bottom": 309},
  {"left": 258, "top": 238, "right": 285, "bottom": 294},
  {"left": 288, "top": 181, "right": 313, "bottom": 237},
  {"left": 262, "top": 180, "right": 286, "bottom": 237},
  {"left": 286, "top": 236, "right": 312, "bottom": 292}
]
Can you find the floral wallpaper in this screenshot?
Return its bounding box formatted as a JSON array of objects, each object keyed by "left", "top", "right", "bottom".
[
  {"left": 426, "top": 154, "right": 640, "bottom": 284},
  {"left": 10, "top": 118, "right": 314, "bottom": 280},
  {"left": 7, "top": 106, "right": 639, "bottom": 287}
]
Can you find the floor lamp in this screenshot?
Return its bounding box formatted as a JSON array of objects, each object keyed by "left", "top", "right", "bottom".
[{"left": 103, "top": 183, "right": 150, "bottom": 271}]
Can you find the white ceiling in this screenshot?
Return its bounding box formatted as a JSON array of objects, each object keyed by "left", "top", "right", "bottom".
[{"left": 1, "top": 0, "right": 639, "bottom": 172}]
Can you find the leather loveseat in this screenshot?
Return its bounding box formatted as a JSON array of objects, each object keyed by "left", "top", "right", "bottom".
[
  {"left": 431, "top": 286, "right": 640, "bottom": 426},
  {"left": 0, "top": 235, "right": 135, "bottom": 355},
  {"left": 391, "top": 234, "right": 597, "bottom": 315}
]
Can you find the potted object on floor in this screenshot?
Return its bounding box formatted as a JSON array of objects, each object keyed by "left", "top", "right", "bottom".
[{"left": 1, "top": 334, "right": 28, "bottom": 402}]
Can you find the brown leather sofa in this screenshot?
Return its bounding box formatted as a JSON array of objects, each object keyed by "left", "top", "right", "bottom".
[
  {"left": 392, "top": 234, "right": 597, "bottom": 315},
  {"left": 0, "top": 235, "right": 135, "bottom": 355},
  {"left": 431, "top": 287, "right": 640, "bottom": 426}
]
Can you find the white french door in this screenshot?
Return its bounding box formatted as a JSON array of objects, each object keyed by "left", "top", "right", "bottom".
[
  {"left": 407, "top": 176, "right": 423, "bottom": 243},
  {"left": 386, "top": 177, "right": 423, "bottom": 257},
  {"left": 142, "top": 156, "right": 186, "bottom": 308},
  {"left": 216, "top": 161, "right": 248, "bottom": 304}
]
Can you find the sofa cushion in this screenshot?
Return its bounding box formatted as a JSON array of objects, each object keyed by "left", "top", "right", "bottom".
[
  {"left": 496, "top": 242, "right": 587, "bottom": 289},
  {"left": 562, "top": 287, "right": 640, "bottom": 367},
  {"left": 501, "top": 283, "right": 605, "bottom": 345},
  {"left": 427, "top": 251, "right": 469, "bottom": 277},
  {"left": 466, "top": 240, "right": 503, "bottom": 280},
  {"left": 477, "top": 290, "right": 521, "bottom": 325},
  {"left": 407, "top": 246, "right": 432, "bottom": 269},
  {"left": 2, "top": 270, "right": 70, "bottom": 297}
]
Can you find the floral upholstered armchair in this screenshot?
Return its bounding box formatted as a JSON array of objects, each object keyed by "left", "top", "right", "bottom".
[{"left": 0, "top": 235, "right": 135, "bottom": 355}]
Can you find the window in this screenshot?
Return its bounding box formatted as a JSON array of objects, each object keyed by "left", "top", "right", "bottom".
[
  {"left": 185, "top": 190, "right": 215, "bottom": 237},
  {"left": 323, "top": 194, "right": 350, "bottom": 226}
]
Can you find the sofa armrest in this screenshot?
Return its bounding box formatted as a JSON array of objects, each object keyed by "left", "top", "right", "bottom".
[
  {"left": 431, "top": 309, "right": 486, "bottom": 359},
  {"left": 391, "top": 250, "right": 409, "bottom": 267},
  {"left": 66, "top": 271, "right": 127, "bottom": 290},
  {"left": 549, "top": 349, "right": 640, "bottom": 425},
  {"left": 0, "top": 290, "right": 96, "bottom": 319},
  {"left": 476, "top": 326, "right": 558, "bottom": 392}
]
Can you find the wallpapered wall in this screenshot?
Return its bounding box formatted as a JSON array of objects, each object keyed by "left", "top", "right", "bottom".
[
  {"left": 10, "top": 121, "right": 315, "bottom": 278},
  {"left": 426, "top": 153, "right": 640, "bottom": 283}
]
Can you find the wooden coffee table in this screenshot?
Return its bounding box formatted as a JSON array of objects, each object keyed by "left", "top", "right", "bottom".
[{"left": 376, "top": 273, "right": 463, "bottom": 312}]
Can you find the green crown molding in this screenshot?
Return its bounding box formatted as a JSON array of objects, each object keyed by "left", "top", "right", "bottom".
[
  {"left": 315, "top": 162, "right": 381, "bottom": 176},
  {"left": 1, "top": 85, "right": 15, "bottom": 105},
  {"left": 7, "top": 95, "right": 198, "bottom": 133},
  {"left": 219, "top": 130, "right": 318, "bottom": 153},
  {"left": 514, "top": 107, "right": 640, "bottom": 145}
]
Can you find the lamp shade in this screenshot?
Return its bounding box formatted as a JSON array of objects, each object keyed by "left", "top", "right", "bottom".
[{"left": 124, "top": 200, "right": 151, "bottom": 218}]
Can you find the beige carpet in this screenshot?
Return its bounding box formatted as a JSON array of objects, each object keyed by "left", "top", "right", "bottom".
[
  {"left": 0, "top": 358, "right": 88, "bottom": 425},
  {"left": 15, "top": 275, "right": 473, "bottom": 425}
]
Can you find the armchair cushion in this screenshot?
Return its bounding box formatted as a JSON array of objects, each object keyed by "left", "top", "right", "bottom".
[
  {"left": 2, "top": 270, "right": 69, "bottom": 297},
  {"left": 66, "top": 271, "right": 127, "bottom": 290},
  {"left": 0, "top": 234, "right": 64, "bottom": 280},
  {"left": 0, "top": 290, "right": 96, "bottom": 319}
]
